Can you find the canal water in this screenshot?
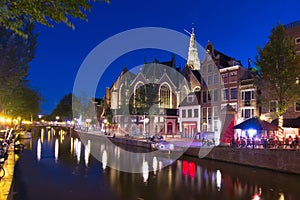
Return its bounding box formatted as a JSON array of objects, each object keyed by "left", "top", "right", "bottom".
[{"left": 13, "top": 128, "right": 300, "bottom": 200}]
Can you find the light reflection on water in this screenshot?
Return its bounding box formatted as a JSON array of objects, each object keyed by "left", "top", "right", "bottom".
[{"left": 14, "top": 128, "right": 300, "bottom": 200}]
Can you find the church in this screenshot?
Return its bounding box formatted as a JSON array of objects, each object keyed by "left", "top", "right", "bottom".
[{"left": 105, "top": 27, "right": 255, "bottom": 142}]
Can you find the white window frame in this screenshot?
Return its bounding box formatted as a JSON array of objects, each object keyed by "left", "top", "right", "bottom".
[
  {"left": 295, "top": 37, "right": 300, "bottom": 45},
  {"left": 230, "top": 87, "right": 238, "bottom": 100},
  {"left": 269, "top": 100, "right": 277, "bottom": 112}
]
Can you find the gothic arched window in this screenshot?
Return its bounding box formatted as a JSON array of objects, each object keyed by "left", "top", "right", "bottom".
[{"left": 160, "top": 84, "right": 171, "bottom": 108}]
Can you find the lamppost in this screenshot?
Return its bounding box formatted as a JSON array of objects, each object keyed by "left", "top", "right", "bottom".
[
  {"left": 55, "top": 116, "right": 60, "bottom": 126},
  {"left": 143, "top": 113, "right": 149, "bottom": 138}
]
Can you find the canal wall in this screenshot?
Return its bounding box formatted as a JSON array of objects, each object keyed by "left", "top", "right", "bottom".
[
  {"left": 111, "top": 136, "right": 300, "bottom": 175},
  {"left": 109, "top": 137, "right": 152, "bottom": 149},
  {"left": 185, "top": 147, "right": 300, "bottom": 175},
  {"left": 76, "top": 130, "right": 300, "bottom": 175}
]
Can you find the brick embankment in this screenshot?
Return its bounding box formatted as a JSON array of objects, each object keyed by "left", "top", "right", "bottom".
[{"left": 185, "top": 146, "right": 300, "bottom": 175}]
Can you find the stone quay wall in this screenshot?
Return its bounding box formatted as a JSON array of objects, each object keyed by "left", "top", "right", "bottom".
[
  {"left": 85, "top": 132, "right": 300, "bottom": 175},
  {"left": 185, "top": 147, "right": 300, "bottom": 175},
  {"left": 109, "top": 137, "right": 152, "bottom": 149}
]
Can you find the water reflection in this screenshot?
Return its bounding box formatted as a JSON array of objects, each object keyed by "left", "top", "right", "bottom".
[
  {"left": 102, "top": 150, "right": 107, "bottom": 170},
  {"left": 216, "top": 169, "right": 222, "bottom": 191},
  {"left": 37, "top": 138, "right": 41, "bottom": 161},
  {"left": 84, "top": 140, "right": 90, "bottom": 167},
  {"left": 54, "top": 139, "right": 59, "bottom": 162},
  {"left": 142, "top": 161, "right": 149, "bottom": 183},
  {"left": 15, "top": 128, "right": 300, "bottom": 200}
]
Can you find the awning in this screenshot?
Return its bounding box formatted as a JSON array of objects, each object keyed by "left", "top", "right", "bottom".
[
  {"left": 233, "top": 117, "right": 278, "bottom": 131},
  {"left": 271, "top": 117, "right": 300, "bottom": 128}
]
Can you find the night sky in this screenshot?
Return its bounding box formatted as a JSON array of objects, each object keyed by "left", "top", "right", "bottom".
[{"left": 27, "top": 0, "right": 299, "bottom": 114}]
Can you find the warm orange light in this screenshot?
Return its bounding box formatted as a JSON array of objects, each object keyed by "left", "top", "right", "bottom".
[
  {"left": 0, "top": 117, "right": 5, "bottom": 123},
  {"left": 6, "top": 118, "right": 11, "bottom": 123}
]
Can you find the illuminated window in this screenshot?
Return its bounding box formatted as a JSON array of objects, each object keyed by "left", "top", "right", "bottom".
[
  {"left": 160, "top": 84, "right": 171, "bottom": 108},
  {"left": 134, "top": 82, "right": 145, "bottom": 108}
]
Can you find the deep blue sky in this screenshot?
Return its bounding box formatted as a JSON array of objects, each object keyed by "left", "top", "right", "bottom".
[{"left": 28, "top": 0, "right": 299, "bottom": 114}]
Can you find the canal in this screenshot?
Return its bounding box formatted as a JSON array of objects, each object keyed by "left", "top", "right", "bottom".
[{"left": 12, "top": 128, "right": 300, "bottom": 200}]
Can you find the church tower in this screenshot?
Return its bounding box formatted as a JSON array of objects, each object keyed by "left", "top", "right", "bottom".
[{"left": 186, "top": 27, "right": 201, "bottom": 70}]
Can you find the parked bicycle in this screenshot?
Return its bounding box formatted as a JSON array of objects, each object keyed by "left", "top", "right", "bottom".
[
  {"left": 0, "top": 159, "right": 5, "bottom": 178},
  {"left": 0, "top": 140, "right": 8, "bottom": 178}
]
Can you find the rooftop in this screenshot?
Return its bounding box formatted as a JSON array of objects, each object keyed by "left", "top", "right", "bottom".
[{"left": 284, "top": 20, "right": 300, "bottom": 29}]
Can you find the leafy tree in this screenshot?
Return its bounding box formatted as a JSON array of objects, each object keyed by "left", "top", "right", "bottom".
[
  {"left": 255, "top": 24, "right": 300, "bottom": 129},
  {"left": 0, "top": 0, "right": 110, "bottom": 37},
  {"left": 7, "top": 84, "right": 43, "bottom": 120},
  {"left": 0, "top": 23, "right": 40, "bottom": 118},
  {"left": 50, "top": 93, "right": 74, "bottom": 121}
]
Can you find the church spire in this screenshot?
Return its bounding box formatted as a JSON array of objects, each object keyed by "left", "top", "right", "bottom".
[{"left": 186, "top": 26, "right": 201, "bottom": 70}]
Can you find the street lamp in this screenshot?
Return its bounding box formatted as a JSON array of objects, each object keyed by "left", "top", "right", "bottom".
[{"left": 143, "top": 114, "right": 149, "bottom": 137}]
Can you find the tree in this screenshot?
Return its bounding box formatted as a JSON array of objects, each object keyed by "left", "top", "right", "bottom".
[
  {"left": 7, "top": 84, "right": 43, "bottom": 120},
  {"left": 0, "top": 22, "right": 40, "bottom": 118},
  {"left": 50, "top": 93, "right": 75, "bottom": 121},
  {"left": 0, "top": 0, "right": 110, "bottom": 37},
  {"left": 255, "top": 24, "right": 300, "bottom": 130}
]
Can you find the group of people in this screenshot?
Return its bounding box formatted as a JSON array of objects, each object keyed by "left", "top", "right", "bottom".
[{"left": 231, "top": 135, "right": 299, "bottom": 149}]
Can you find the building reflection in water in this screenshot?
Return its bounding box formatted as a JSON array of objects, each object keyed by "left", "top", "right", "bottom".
[
  {"left": 216, "top": 169, "right": 222, "bottom": 191},
  {"left": 102, "top": 150, "right": 107, "bottom": 170},
  {"left": 41, "top": 128, "right": 44, "bottom": 144},
  {"left": 152, "top": 156, "right": 158, "bottom": 174},
  {"left": 74, "top": 138, "right": 81, "bottom": 164},
  {"left": 142, "top": 161, "right": 149, "bottom": 183},
  {"left": 23, "top": 128, "right": 300, "bottom": 200},
  {"left": 84, "top": 140, "right": 90, "bottom": 167},
  {"left": 70, "top": 137, "right": 73, "bottom": 156}
]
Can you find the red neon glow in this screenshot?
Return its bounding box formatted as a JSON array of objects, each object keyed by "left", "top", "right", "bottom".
[
  {"left": 182, "top": 160, "right": 189, "bottom": 176},
  {"left": 189, "top": 162, "right": 196, "bottom": 178}
]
